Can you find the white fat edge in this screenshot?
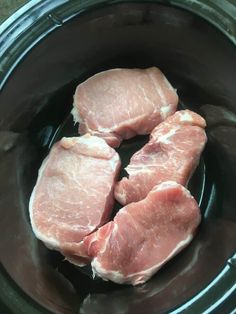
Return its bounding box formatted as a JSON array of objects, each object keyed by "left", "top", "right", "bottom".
[
  {"left": 60, "top": 135, "right": 101, "bottom": 150},
  {"left": 61, "top": 134, "right": 118, "bottom": 162},
  {"left": 115, "top": 188, "right": 127, "bottom": 205},
  {"left": 108, "top": 151, "right": 121, "bottom": 171},
  {"left": 91, "top": 258, "right": 126, "bottom": 284},
  {"left": 71, "top": 106, "right": 84, "bottom": 125},
  {"left": 76, "top": 134, "right": 105, "bottom": 146},
  {"left": 76, "top": 133, "right": 115, "bottom": 153},
  {"left": 29, "top": 155, "right": 61, "bottom": 249},
  {"left": 81, "top": 128, "right": 120, "bottom": 149},
  {"left": 179, "top": 111, "right": 194, "bottom": 122},
  {"left": 91, "top": 234, "right": 193, "bottom": 285},
  {"left": 155, "top": 127, "right": 179, "bottom": 144},
  {"left": 151, "top": 181, "right": 193, "bottom": 199},
  {"left": 126, "top": 166, "right": 157, "bottom": 174},
  {"left": 151, "top": 181, "right": 180, "bottom": 192},
  {"left": 77, "top": 134, "right": 118, "bottom": 160},
  {"left": 96, "top": 126, "right": 113, "bottom": 133},
  {"left": 160, "top": 104, "right": 172, "bottom": 119}
]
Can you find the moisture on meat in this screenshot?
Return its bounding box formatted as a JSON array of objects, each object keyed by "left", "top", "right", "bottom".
[
  {"left": 84, "top": 181, "right": 201, "bottom": 285},
  {"left": 29, "top": 134, "right": 121, "bottom": 264},
  {"left": 115, "top": 110, "right": 207, "bottom": 205},
  {"left": 72, "top": 67, "right": 178, "bottom": 147}
]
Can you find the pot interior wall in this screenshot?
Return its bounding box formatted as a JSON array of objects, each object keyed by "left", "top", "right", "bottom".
[{"left": 0, "top": 3, "right": 236, "bottom": 314}]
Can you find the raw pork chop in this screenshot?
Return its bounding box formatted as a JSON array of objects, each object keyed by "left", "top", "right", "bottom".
[
  {"left": 84, "top": 181, "right": 201, "bottom": 285},
  {"left": 115, "top": 110, "right": 207, "bottom": 205},
  {"left": 72, "top": 67, "right": 178, "bottom": 147},
  {"left": 29, "top": 134, "right": 120, "bottom": 264}
]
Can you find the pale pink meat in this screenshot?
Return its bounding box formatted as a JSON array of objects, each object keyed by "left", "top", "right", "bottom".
[
  {"left": 115, "top": 110, "right": 207, "bottom": 205},
  {"left": 29, "top": 135, "right": 121, "bottom": 264},
  {"left": 72, "top": 67, "right": 178, "bottom": 147},
  {"left": 84, "top": 181, "right": 201, "bottom": 285}
]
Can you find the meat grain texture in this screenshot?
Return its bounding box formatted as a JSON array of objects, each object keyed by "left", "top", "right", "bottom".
[
  {"left": 29, "top": 66, "right": 206, "bottom": 286},
  {"left": 72, "top": 67, "right": 178, "bottom": 147},
  {"left": 115, "top": 110, "right": 207, "bottom": 205},
  {"left": 29, "top": 135, "right": 120, "bottom": 264},
  {"left": 84, "top": 181, "right": 201, "bottom": 285}
]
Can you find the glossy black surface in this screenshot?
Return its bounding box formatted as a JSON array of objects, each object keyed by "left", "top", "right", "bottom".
[{"left": 0, "top": 1, "right": 236, "bottom": 314}]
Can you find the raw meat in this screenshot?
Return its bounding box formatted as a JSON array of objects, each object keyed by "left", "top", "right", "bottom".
[
  {"left": 29, "top": 134, "right": 121, "bottom": 264},
  {"left": 84, "top": 181, "right": 201, "bottom": 285},
  {"left": 72, "top": 67, "right": 178, "bottom": 147},
  {"left": 115, "top": 110, "right": 207, "bottom": 205}
]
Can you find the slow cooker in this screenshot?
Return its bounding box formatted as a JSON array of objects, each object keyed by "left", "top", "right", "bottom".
[{"left": 0, "top": 1, "right": 236, "bottom": 313}]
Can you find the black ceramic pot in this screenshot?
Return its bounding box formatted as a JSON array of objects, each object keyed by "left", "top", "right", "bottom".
[{"left": 0, "top": 1, "right": 236, "bottom": 313}]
